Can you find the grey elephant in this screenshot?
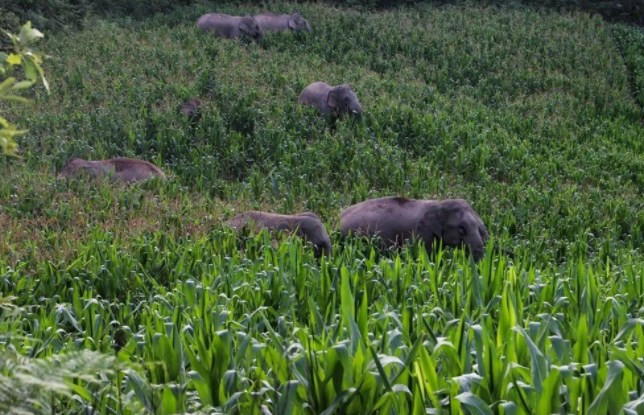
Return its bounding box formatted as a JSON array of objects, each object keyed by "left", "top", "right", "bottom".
[
  {"left": 226, "top": 211, "right": 332, "bottom": 257},
  {"left": 254, "top": 12, "right": 312, "bottom": 33},
  {"left": 57, "top": 157, "right": 166, "bottom": 184},
  {"left": 340, "top": 197, "right": 488, "bottom": 261},
  {"left": 196, "top": 13, "right": 264, "bottom": 40},
  {"left": 298, "top": 82, "right": 362, "bottom": 117}
]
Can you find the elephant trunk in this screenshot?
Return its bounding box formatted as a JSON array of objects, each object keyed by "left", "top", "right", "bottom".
[
  {"left": 316, "top": 240, "right": 332, "bottom": 258},
  {"left": 466, "top": 231, "right": 485, "bottom": 262}
]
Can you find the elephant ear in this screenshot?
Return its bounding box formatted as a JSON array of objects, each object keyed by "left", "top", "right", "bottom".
[
  {"left": 239, "top": 20, "right": 252, "bottom": 34},
  {"left": 288, "top": 17, "right": 297, "bottom": 30},
  {"left": 82, "top": 165, "right": 102, "bottom": 178},
  {"left": 327, "top": 89, "right": 338, "bottom": 110},
  {"left": 420, "top": 202, "right": 448, "bottom": 243},
  {"left": 479, "top": 224, "right": 489, "bottom": 243}
]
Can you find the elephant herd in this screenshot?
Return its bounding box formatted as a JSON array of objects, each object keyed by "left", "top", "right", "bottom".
[
  {"left": 226, "top": 197, "right": 488, "bottom": 261},
  {"left": 197, "top": 11, "right": 363, "bottom": 117},
  {"left": 197, "top": 11, "right": 311, "bottom": 39},
  {"left": 56, "top": 156, "right": 488, "bottom": 261},
  {"left": 56, "top": 9, "right": 490, "bottom": 261}
]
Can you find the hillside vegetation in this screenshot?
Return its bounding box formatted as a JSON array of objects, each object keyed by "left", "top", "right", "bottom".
[{"left": 0, "top": 1, "right": 643, "bottom": 413}]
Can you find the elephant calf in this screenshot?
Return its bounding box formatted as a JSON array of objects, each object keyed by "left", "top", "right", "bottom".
[
  {"left": 226, "top": 211, "right": 332, "bottom": 257},
  {"left": 299, "top": 82, "right": 362, "bottom": 117},
  {"left": 57, "top": 157, "right": 166, "bottom": 184},
  {"left": 254, "top": 12, "right": 311, "bottom": 33},
  {"left": 197, "top": 13, "right": 264, "bottom": 40},
  {"left": 340, "top": 197, "right": 488, "bottom": 261}
]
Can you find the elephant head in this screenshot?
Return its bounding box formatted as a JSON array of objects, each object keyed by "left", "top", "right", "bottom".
[
  {"left": 57, "top": 158, "right": 98, "bottom": 180},
  {"left": 421, "top": 199, "right": 488, "bottom": 261},
  {"left": 288, "top": 13, "right": 312, "bottom": 32},
  {"left": 327, "top": 84, "right": 362, "bottom": 116},
  {"left": 239, "top": 16, "right": 264, "bottom": 40}
]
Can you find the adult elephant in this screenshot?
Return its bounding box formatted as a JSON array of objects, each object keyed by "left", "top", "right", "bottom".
[
  {"left": 196, "top": 13, "right": 264, "bottom": 40},
  {"left": 57, "top": 157, "right": 166, "bottom": 184},
  {"left": 254, "top": 12, "right": 312, "bottom": 33},
  {"left": 340, "top": 197, "right": 488, "bottom": 261},
  {"left": 226, "top": 211, "right": 332, "bottom": 258},
  {"left": 298, "top": 82, "right": 362, "bottom": 117}
]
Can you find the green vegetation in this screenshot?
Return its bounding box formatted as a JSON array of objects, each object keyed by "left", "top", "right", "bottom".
[
  {"left": 0, "top": 22, "right": 49, "bottom": 156},
  {"left": 0, "top": 1, "right": 642, "bottom": 413},
  {"left": 611, "top": 24, "right": 644, "bottom": 108}
]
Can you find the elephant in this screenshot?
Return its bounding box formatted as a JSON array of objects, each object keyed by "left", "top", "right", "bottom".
[
  {"left": 340, "top": 197, "right": 489, "bottom": 261},
  {"left": 225, "top": 211, "right": 332, "bottom": 257},
  {"left": 196, "top": 13, "right": 264, "bottom": 41},
  {"left": 254, "top": 12, "right": 312, "bottom": 33},
  {"left": 57, "top": 157, "right": 166, "bottom": 184},
  {"left": 298, "top": 82, "right": 362, "bottom": 117},
  {"left": 179, "top": 98, "right": 201, "bottom": 123}
]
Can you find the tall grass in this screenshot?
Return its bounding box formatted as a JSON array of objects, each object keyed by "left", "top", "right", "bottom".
[{"left": 0, "top": 0, "right": 642, "bottom": 413}]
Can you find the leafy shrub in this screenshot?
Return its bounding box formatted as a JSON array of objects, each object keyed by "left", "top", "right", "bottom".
[{"left": 0, "top": 22, "right": 49, "bottom": 156}]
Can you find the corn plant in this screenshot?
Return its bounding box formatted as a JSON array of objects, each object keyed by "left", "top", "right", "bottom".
[{"left": 0, "top": 1, "right": 643, "bottom": 413}]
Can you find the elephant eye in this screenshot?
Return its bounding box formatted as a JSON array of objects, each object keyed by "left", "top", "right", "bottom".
[{"left": 458, "top": 225, "right": 467, "bottom": 236}]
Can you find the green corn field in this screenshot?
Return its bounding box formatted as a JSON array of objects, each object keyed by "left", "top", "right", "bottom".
[{"left": 0, "top": 1, "right": 642, "bottom": 414}]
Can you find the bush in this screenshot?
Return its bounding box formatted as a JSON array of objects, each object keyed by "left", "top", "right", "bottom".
[{"left": 0, "top": 22, "right": 49, "bottom": 156}]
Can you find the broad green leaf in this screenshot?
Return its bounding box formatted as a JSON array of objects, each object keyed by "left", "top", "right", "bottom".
[
  {"left": 370, "top": 347, "right": 394, "bottom": 392},
  {"left": 11, "top": 80, "right": 35, "bottom": 90},
  {"left": 513, "top": 326, "right": 547, "bottom": 393},
  {"left": 588, "top": 360, "right": 626, "bottom": 415},
  {"left": 499, "top": 401, "right": 518, "bottom": 415},
  {"left": 0, "top": 77, "right": 16, "bottom": 94},
  {"left": 1, "top": 95, "right": 31, "bottom": 105},
  {"left": 160, "top": 386, "right": 178, "bottom": 414},
  {"left": 613, "top": 318, "right": 644, "bottom": 344},
  {"left": 22, "top": 58, "right": 37, "bottom": 82},
  {"left": 319, "top": 388, "right": 358, "bottom": 415},
  {"left": 455, "top": 392, "right": 493, "bottom": 415},
  {"left": 357, "top": 283, "right": 368, "bottom": 341}
]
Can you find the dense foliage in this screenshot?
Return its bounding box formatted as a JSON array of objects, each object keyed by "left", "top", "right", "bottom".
[
  {"left": 611, "top": 24, "right": 644, "bottom": 108},
  {"left": 1, "top": 0, "right": 642, "bottom": 31},
  {"left": 0, "top": 22, "right": 49, "bottom": 156},
  {"left": 0, "top": 0, "right": 195, "bottom": 32},
  {"left": 334, "top": 0, "right": 643, "bottom": 25},
  {"left": 0, "top": 1, "right": 642, "bottom": 413}
]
